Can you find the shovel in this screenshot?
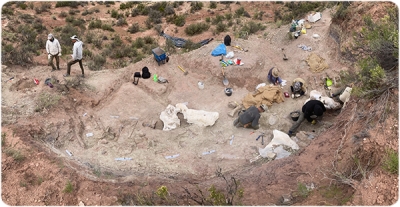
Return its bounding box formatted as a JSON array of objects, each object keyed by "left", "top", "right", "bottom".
[{"left": 221, "top": 67, "right": 229, "bottom": 86}]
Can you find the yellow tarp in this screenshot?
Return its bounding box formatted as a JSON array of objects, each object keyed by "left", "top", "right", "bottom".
[
  {"left": 306, "top": 53, "right": 329, "bottom": 73},
  {"left": 242, "top": 85, "right": 284, "bottom": 109}
]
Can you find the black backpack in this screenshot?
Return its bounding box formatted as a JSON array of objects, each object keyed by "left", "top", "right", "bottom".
[
  {"left": 224, "top": 35, "right": 231, "bottom": 46},
  {"left": 142, "top": 66, "right": 151, "bottom": 79}
]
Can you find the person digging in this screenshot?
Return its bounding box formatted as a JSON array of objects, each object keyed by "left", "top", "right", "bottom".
[
  {"left": 233, "top": 104, "right": 268, "bottom": 130},
  {"left": 288, "top": 100, "right": 326, "bottom": 136},
  {"left": 290, "top": 78, "right": 307, "bottom": 98}
]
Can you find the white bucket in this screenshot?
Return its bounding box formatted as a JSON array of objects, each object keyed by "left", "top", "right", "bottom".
[{"left": 198, "top": 81, "right": 204, "bottom": 89}]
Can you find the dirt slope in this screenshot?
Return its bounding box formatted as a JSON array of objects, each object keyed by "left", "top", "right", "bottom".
[{"left": 1, "top": 2, "right": 398, "bottom": 206}]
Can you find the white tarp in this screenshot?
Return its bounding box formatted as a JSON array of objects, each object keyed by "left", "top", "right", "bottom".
[
  {"left": 160, "top": 103, "right": 219, "bottom": 131},
  {"left": 259, "top": 130, "right": 299, "bottom": 158},
  {"left": 308, "top": 12, "right": 321, "bottom": 23}
]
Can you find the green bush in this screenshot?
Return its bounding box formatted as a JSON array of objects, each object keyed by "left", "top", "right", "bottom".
[
  {"left": 88, "top": 19, "right": 102, "bottom": 29},
  {"left": 88, "top": 55, "right": 106, "bottom": 71},
  {"left": 116, "top": 18, "right": 128, "bottom": 26},
  {"left": 63, "top": 181, "right": 74, "bottom": 193},
  {"left": 128, "top": 23, "right": 140, "bottom": 34},
  {"left": 382, "top": 148, "right": 398, "bottom": 174},
  {"left": 58, "top": 11, "right": 68, "bottom": 18},
  {"left": 215, "top": 22, "right": 227, "bottom": 34},
  {"left": 101, "top": 24, "right": 115, "bottom": 32},
  {"left": 184, "top": 22, "right": 210, "bottom": 36},
  {"left": 212, "top": 15, "right": 225, "bottom": 25},
  {"left": 210, "top": 2, "right": 217, "bottom": 9},
  {"left": 240, "top": 21, "right": 266, "bottom": 35},
  {"left": 55, "top": 1, "right": 79, "bottom": 8},
  {"left": 190, "top": 2, "right": 203, "bottom": 13}
]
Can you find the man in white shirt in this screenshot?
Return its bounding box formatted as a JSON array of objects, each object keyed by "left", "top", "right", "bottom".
[
  {"left": 45, "top": 34, "right": 62, "bottom": 71},
  {"left": 64, "top": 35, "right": 85, "bottom": 78}
]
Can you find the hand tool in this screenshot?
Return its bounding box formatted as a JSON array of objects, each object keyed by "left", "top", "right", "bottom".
[
  {"left": 177, "top": 65, "right": 188, "bottom": 75},
  {"left": 221, "top": 67, "right": 229, "bottom": 86}
]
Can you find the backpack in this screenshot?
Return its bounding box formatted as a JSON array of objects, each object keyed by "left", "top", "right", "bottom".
[
  {"left": 142, "top": 66, "right": 151, "bottom": 79},
  {"left": 224, "top": 35, "right": 231, "bottom": 46}
]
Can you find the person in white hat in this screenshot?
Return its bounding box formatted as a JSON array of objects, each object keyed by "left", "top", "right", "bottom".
[
  {"left": 267, "top": 67, "right": 282, "bottom": 85},
  {"left": 233, "top": 104, "right": 267, "bottom": 130},
  {"left": 64, "top": 35, "right": 85, "bottom": 78},
  {"left": 45, "top": 33, "right": 62, "bottom": 71}
]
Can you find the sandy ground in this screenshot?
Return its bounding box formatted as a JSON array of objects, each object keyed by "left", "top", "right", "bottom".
[{"left": 1, "top": 2, "right": 398, "bottom": 206}]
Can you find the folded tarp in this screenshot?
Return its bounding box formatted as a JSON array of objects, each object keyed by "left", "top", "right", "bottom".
[
  {"left": 211, "top": 43, "right": 227, "bottom": 56},
  {"left": 160, "top": 31, "right": 213, "bottom": 48}
]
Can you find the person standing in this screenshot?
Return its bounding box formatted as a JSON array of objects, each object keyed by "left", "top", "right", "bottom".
[
  {"left": 288, "top": 100, "right": 326, "bottom": 136},
  {"left": 267, "top": 67, "right": 282, "bottom": 85},
  {"left": 46, "top": 34, "right": 62, "bottom": 71},
  {"left": 64, "top": 35, "right": 84, "bottom": 78},
  {"left": 233, "top": 104, "right": 268, "bottom": 130}
]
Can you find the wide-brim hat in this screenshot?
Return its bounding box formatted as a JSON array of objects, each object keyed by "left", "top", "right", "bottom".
[{"left": 272, "top": 68, "right": 279, "bottom": 77}]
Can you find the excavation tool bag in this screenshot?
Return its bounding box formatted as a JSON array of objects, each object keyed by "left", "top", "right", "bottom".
[
  {"left": 142, "top": 67, "right": 151, "bottom": 79},
  {"left": 224, "top": 35, "right": 231, "bottom": 46}
]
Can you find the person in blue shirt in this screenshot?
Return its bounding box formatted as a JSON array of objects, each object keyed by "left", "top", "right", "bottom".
[{"left": 267, "top": 67, "right": 282, "bottom": 85}]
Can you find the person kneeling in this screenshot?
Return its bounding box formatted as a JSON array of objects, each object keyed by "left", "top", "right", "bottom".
[{"left": 233, "top": 104, "right": 267, "bottom": 130}]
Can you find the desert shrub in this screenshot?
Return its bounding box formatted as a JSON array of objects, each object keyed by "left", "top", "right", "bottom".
[
  {"left": 148, "top": 9, "right": 163, "bottom": 24},
  {"left": 88, "top": 19, "right": 102, "bottom": 29},
  {"left": 83, "top": 49, "right": 93, "bottom": 58},
  {"left": 128, "top": 23, "right": 140, "bottom": 34},
  {"left": 35, "top": 92, "right": 61, "bottom": 112},
  {"left": 215, "top": 22, "right": 227, "bottom": 34},
  {"left": 183, "top": 39, "right": 201, "bottom": 51},
  {"left": 253, "top": 11, "right": 265, "bottom": 20},
  {"left": 234, "top": 7, "right": 246, "bottom": 18},
  {"left": 190, "top": 2, "right": 203, "bottom": 13},
  {"left": 58, "top": 11, "right": 67, "bottom": 18},
  {"left": 210, "top": 2, "right": 217, "bottom": 9},
  {"left": 166, "top": 14, "right": 186, "bottom": 27},
  {"left": 225, "top": 13, "right": 232, "bottom": 21},
  {"left": 18, "top": 2, "right": 27, "bottom": 10},
  {"left": 19, "top": 13, "right": 34, "bottom": 23},
  {"left": 212, "top": 14, "right": 225, "bottom": 25},
  {"left": 101, "top": 24, "right": 115, "bottom": 32},
  {"left": 132, "top": 37, "right": 145, "bottom": 48},
  {"left": 164, "top": 5, "right": 175, "bottom": 15},
  {"left": 2, "top": 6, "right": 14, "bottom": 16},
  {"left": 145, "top": 18, "right": 153, "bottom": 29},
  {"left": 184, "top": 22, "right": 210, "bottom": 36},
  {"left": 55, "top": 1, "right": 79, "bottom": 8},
  {"left": 88, "top": 55, "right": 106, "bottom": 71},
  {"left": 360, "top": 11, "right": 398, "bottom": 70},
  {"left": 240, "top": 21, "right": 266, "bottom": 35},
  {"left": 116, "top": 18, "right": 128, "bottom": 26},
  {"left": 4, "top": 148, "right": 25, "bottom": 162},
  {"left": 382, "top": 148, "right": 398, "bottom": 174},
  {"left": 63, "top": 181, "right": 74, "bottom": 193},
  {"left": 297, "top": 182, "right": 310, "bottom": 198}
]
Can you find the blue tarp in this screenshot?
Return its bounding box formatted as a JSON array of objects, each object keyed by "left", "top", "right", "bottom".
[{"left": 211, "top": 43, "right": 227, "bottom": 56}]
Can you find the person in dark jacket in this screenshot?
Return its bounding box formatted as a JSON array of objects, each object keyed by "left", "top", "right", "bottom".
[
  {"left": 288, "top": 100, "right": 326, "bottom": 136},
  {"left": 233, "top": 104, "right": 267, "bottom": 130}
]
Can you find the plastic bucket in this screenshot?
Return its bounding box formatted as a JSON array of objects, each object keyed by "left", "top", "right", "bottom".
[{"left": 290, "top": 111, "right": 300, "bottom": 121}]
